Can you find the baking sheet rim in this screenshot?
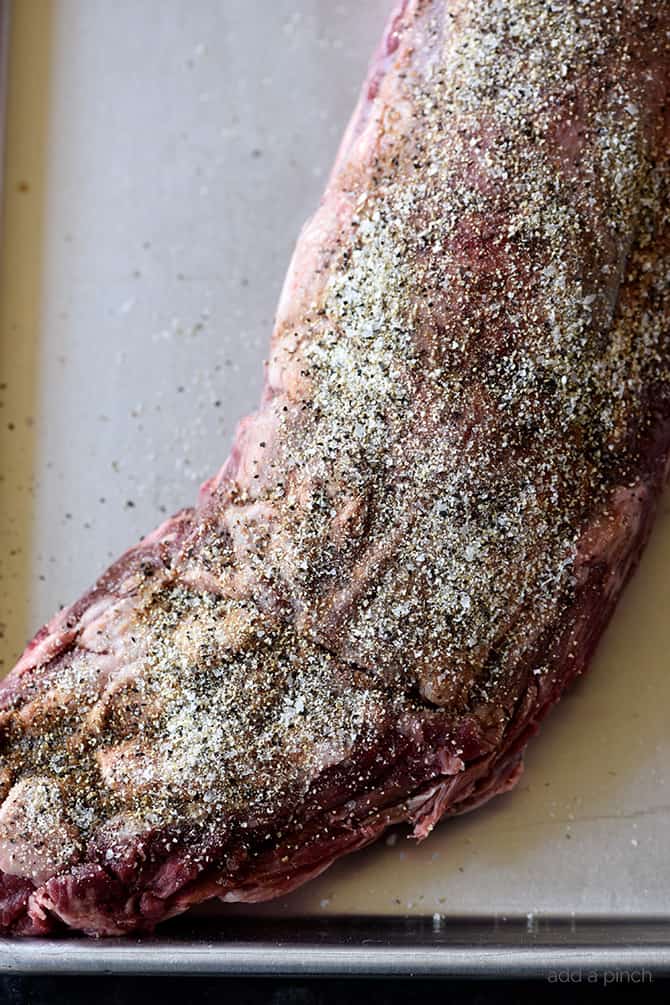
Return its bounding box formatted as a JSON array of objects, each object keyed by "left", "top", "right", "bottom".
[{"left": 2, "top": 916, "right": 670, "bottom": 976}]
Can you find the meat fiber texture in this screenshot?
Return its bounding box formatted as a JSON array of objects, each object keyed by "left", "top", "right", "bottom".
[{"left": 1, "top": 0, "right": 670, "bottom": 937}]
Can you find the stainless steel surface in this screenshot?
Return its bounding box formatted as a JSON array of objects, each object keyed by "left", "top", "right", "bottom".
[
  {"left": 2, "top": 918, "right": 670, "bottom": 978},
  {"left": 0, "top": 0, "right": 668, "bottom": 976}
]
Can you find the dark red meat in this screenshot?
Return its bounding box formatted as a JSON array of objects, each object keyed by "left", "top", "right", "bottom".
[{"left": 1, "top": 0, "right": 669, "bottom": 936}]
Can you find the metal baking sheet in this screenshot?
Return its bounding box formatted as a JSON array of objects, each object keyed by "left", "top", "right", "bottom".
[{"left": 0, "top": 0, "right": 669, "bottom": 975}]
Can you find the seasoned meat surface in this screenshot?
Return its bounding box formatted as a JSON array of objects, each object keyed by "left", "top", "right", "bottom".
[{"left": 1, "top": 0, "right": 669, "bottom": 935}]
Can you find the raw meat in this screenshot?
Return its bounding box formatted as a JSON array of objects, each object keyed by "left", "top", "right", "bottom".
[{"left": 1, "top": 0, "right": 669, "bottom": 936}]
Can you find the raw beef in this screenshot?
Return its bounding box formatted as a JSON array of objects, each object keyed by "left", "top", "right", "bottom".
[{"left": 1, "top": 0, "right": 669, "bottom": 936}]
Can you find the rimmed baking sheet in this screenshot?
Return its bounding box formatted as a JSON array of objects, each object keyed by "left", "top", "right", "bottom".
[{"left": 0, "top": 0, "right": 669, "bottom": 974}]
